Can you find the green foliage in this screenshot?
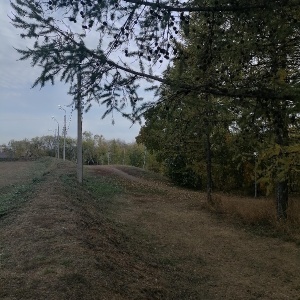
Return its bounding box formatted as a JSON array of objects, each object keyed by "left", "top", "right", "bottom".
[
  {"left": 257, "top": 143, "right": 300, "bottom": 195},
  {"left": 137, "top": 95, "right": 235, "bottom": 190},
  {"left": 165, "top": 155, "right": 202, "bottom": 189},
  {"left": 137, "top": 1, "right": 300, "bottom": 201},
  {"left": 4, "top": 134, "right": 158, "bottom": 173},
  {"left": 10, "top": 0, "right": 300, "bottom": 120}
]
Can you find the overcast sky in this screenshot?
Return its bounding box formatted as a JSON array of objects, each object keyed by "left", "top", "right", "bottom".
[{"left": 0, "top": 2, "right": 157, "bottom": 145}]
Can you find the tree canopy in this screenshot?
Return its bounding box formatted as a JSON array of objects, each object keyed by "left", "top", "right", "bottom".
[
  {"left": 10, "top": 0, "right": 300, "bottom": 119},
  {"left": 133, "top": 0, "right": 300, "bottom": 217}
]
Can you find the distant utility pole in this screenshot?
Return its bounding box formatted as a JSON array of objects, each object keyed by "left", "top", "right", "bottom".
[{"left": 77, "top": 70, "right": 83, "bottom": 184}]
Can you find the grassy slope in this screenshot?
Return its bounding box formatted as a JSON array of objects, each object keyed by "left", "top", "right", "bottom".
[
  {"left": 0, "top": 160, "right": 186, "bottom": 299},
  {"left": 0, "top": 160, "right": 300, "bottom": 299}
]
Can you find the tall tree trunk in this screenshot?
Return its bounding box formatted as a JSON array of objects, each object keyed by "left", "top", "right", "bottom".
[
  {"left": 270, "top": 45, "right": 290, "bottom": 219},
  {"left": 204, "top": 95, "right": 213, "bottom": 204},
  {"left": 276, "top": 180, "right": 288, "bottom": 219},
  {"left": 274, "top": 106, "right": 289, "bottom": 220}
]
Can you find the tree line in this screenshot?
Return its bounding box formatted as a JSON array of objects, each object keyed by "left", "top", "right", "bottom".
[
  {"left": 1, "top": 133, "right": 158, "bottom": 170},
  {"left": 135, "top": 0, "right": 300, "bottom": 218}
]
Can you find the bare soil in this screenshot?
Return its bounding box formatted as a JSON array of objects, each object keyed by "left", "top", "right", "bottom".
[{"left": 1, "top": 161, "right": 300, "bottom": 299}]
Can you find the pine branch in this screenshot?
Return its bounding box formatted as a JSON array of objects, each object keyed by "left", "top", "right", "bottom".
[{"left": 123, "top": 0, "right": 269, "bottom": 12}]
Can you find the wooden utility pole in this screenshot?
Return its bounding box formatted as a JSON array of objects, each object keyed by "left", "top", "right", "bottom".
[{"left": 77, "top": 70, "right": 83, "bottom": 184}]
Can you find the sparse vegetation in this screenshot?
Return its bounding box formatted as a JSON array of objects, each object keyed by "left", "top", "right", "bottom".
[
  {"left": 210, "top": 194, "right": 300, "bottom": 243},
  {"left": 0, "top": 158, "right": 55, "bottom": 218}
]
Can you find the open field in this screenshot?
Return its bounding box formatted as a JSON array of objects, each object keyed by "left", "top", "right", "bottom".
[{"left": 0, "top": 158, "right": 300, "bottom": 299}]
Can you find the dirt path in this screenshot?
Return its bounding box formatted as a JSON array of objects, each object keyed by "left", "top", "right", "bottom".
[{"left": 89, "top": 165, "right": 300, "bottom": 300}]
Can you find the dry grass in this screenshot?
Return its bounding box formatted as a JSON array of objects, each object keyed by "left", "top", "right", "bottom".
[
  {"left": 0, "top": 161, "right": 40, "bottom": 188},
  {"left": 287, "top": 197, "right": 300, "bottom": 226},
  {"left": 2, "top": 162, "right": 300, "bottom": 299},
  {"left": 211, "top": 193, "right": 300, "bottom": 243},
  {"left": 213, "top": 194, "right": 276, "bottom": 224}
]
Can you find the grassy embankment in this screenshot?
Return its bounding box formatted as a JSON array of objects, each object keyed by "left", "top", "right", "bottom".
[{"left": 1, "top": 158, "right": 300, "bottom": 299}]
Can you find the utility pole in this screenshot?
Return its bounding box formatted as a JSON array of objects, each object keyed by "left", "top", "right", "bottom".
[
  {"left": 77, "top": 70, "right": 83, "bottom": 184},
  {"left": 63, "top": 113, "right": 66, "bottom": 160}
]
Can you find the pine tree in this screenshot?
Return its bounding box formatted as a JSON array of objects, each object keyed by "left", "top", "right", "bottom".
[
  {"left": 10, "top": 1, "right": 299, "bottom": 116},
  {"left": 10, "top": 0, "right": 300, "bottom": 217}
]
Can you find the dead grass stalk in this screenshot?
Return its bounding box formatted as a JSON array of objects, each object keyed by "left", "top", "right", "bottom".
[{"left": 210, "top": 193, "right": 300, "bottom": 243}]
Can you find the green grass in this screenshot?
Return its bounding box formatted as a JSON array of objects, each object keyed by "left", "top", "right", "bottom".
[
  {"left": 0, "top": 157, "right": 55, "bottom": 218},
  {"left": 0, "top": 184, "right": 32, "bottom": 217},
  {"left": 60, "top": 172, "right": 124, "bottom": 215},
  {"left": 83, "top": 175, "right": 123, "bottom": 199},
  {"left": 60, "top": 173, "right": 123, "bottom": 199}
]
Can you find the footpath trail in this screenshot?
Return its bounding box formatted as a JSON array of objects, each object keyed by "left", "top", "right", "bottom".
[
  {"left": 0, "top": 161, "right": 299, "bottom": 299},
  {"left": 88, "top": 165, "right": 300, "bottom": 300}
]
